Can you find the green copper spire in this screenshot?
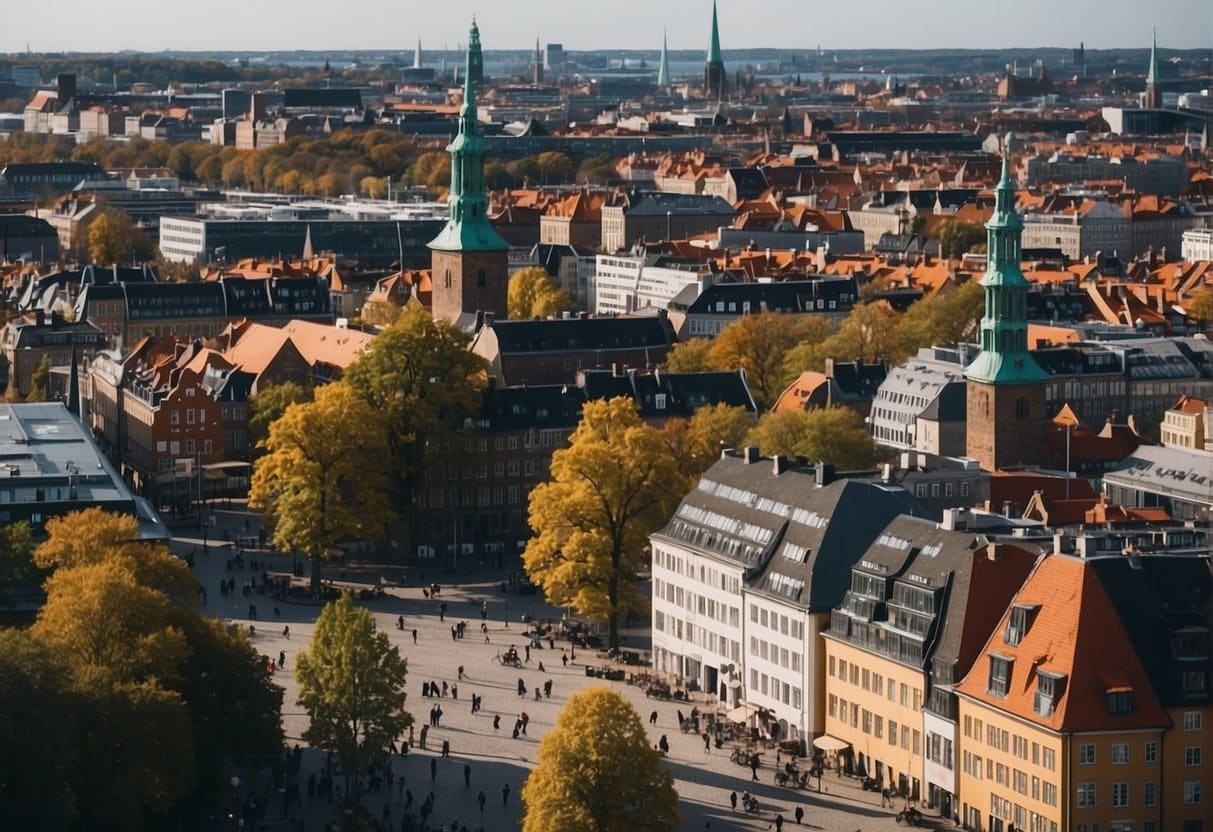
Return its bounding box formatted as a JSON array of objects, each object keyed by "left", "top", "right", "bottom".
[
  {"left": 1146, "top": 28, "right": 1159, "bottom": 87},
  {"left": 467, "top": 16, "right": 484, "bottom": 89},
  {"left": 658, "top": 29, "right": 670, "bottom": 86},
  {"left": 963, "top": 146, "right": 1048, "bottom": 385},
  {"left": 707, "top": 1, "right": 722, "bottom": 63},
  {"left": 427, "top": 20, "right": 507, "bottom": 254}
]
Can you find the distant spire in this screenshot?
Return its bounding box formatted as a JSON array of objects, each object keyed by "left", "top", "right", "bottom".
[
  {"left": 707, "top": 1, "right": 722, "bottom": 64},
  {"left": 414, "top": 39, "right": 423, "bottom": 69},
  {"left": 1146, "top": 28, "right": 1160, "bottom": 86},
  {"left": 658, "top": 29, "right": 670, "bottom": 86},
  {"left": 302, "top": 224, "right": 314, "bottom": 259}
]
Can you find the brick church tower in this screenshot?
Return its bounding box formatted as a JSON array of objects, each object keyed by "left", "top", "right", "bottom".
[
  {"left": 428, "top": 19, "right": 508, "bottom": 329},
  {"left": 964, "top": 149, "right": 1049, "bottom": 471}
]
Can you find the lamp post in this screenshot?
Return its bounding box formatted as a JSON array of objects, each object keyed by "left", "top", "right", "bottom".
[{"left": 504, "top": 600, "right": 509, "bottom": 628}]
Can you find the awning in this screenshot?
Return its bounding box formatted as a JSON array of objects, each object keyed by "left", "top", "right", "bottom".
[
  {"left": 726, "top": 701, "right": 769, "bottom": 723},
  {"left": 813, "top": 734, "right": 852, "bottom": 752}
]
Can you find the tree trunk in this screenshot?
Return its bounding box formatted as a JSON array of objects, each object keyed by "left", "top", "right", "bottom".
[
  {"left": 310, "top": 557, "right": 323, "bottom": 597},
  {"left": 607, "top": 544, "right": 621, "bottom": 650}
]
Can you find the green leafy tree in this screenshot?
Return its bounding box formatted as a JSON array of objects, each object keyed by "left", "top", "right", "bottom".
[
  {"left": 661, "top": 403, "right": 755, "bottom": 480},
  {"left": 744, "top": 407, "right": 881, "bottom": 470},
  {"left": 343, "top": 307, "right": 487, "bottom": 556},
  {"left": 249, "top": 380, "right": 311, "bottom": 450},
  {"left": 249, "top": 382, "right": 389, "bottom": 592},
  {"left": 1187, "top": 290, "right": 1213, "bottom": 326},
  {"left": 708, "top": 311, "right": 808, "bottom": 410},
  {"left": 663, "top": 338, "right": 714, "bottom": 373},
  {"left": 0, "top": 520, "right": 33, "bottom": 606},
  {"left": 296, "top": 592, "right": 412, "bottom": 806},
  {"left": 521, "top": 687, "right": 678, "bottom": 832},
  {"left": 895, "top": 280, "right": 985, "bottom": 360},
  {"left": 508, "top": 267, "right": 571, "bottom": 319},
  {"left": 24, "top": 357, "right": 51, "bottom": 402},
  {"left": 524, "top": 397, "right": 685, "bottom": 648},
  {"left": 535, "top": 151, "right": 575, "bottom": 185},
  {"left": 938, "top": 219, "right": 987, "bottom": 258},
  {"left": 0, "top": 629, "right": 76, "bottom": 831}
]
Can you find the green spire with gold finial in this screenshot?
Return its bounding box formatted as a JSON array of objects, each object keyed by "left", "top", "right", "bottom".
[
  {"left": 427, "top": 19, "right": 507, "bottom": 254},
  {"left": 1147, "top": 28, "right": 1160, "bottom": 87},
  {"left": 658, "top": 29, "right": 670, "bottom": 86}
]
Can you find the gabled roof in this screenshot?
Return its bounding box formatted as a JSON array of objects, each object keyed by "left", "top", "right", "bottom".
[
  {"left": 956, "top": 553, "right": 1170, "bottom": 732},
  {"left": 483, "top": 315, "right": 677, "bottom": 354}
]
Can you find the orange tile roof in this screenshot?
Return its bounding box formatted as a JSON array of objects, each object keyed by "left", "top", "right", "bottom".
[
  {"left": 1169, "top": 394, "right": 1209, "bottom": 415},
  {"left": 956, "top": 553, "right": 1170, "bottom": 732},
  {"left": 772, "top": 371, "right": 829, "bottom": 413}
]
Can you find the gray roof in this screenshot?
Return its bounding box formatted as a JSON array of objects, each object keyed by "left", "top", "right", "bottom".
[
  {"left": 655, "top": 452, "right": 930, "bottom": 612},
  {"left": 1103, "top": 444, "right": 1213, "bottom": 508},
  {"left": 623, "top": 192, "right": 736, "bottom": 217},
  {"left": 870, "top": 347, "right": 970, "bottom": 445}
]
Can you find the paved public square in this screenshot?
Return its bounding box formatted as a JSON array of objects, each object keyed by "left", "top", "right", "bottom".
[{"left": 175, "top": 503, "right": 930, "bottom": 832}]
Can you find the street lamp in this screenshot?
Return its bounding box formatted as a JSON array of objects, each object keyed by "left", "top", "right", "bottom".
[
  {"left": 202, "top": 514, "right": 210, "bottom": 553},
  {"left": 504, "top": 600, "right": 509, "bottom": 628}
]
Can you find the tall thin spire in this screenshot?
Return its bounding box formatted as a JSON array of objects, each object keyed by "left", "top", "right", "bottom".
[
  {"left": 467, "top": 17, "right": 483, "bottom": 89},
  {"left": 414, "top": 38, "right": 423, "bottom": 69},
  {"left": 707, "top": 1, "right": 722, "bottom": 64},
  {"left": 704, "top": 1, "right": 726, "bottom": 96},
  {"left": 658, "top": 29, "right": 670, "bottom": 86},
  {"left": 1145, "top": 28, "right": 1162, "bottom": 108}
]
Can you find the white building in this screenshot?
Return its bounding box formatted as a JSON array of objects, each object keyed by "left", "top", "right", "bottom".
[
  {"left": 651, "top": 450, "right": 929, "bottom": 741},
  {"left": 1181, "top": 227, "right": 1213, "bottom": 261},
  {"left": 591, "top": 253, "right": 710, "bottom": 315}
]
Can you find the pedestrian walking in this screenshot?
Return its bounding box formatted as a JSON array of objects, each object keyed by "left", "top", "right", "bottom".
[
  {"left": 520, "top": 711, "right": 529, "bottom": 734},
  {"left": 419, "top": 725, "right": 429, "bottom": 749},
  {"left": 493, "top": 714, "right": 501, "bottom": 731},
  {"left": 458, "top": 665, "right": 465, "bottom": 680},
  {"left": 544, "top": 679, "right": 552, "bottom": 698},
  {"left": 477, "top": 789, "right": 486, "bottom": 813},
  {"left": 795, "top": 806, "right": 804, "bottom": 824},
  {"left": 658, "top": 735, "right": 669, "bottom": 755},
  {"left": 463, "top": 764, "right": 471, "bottom": 788},
  {"left": 517, "top": 677, "right": 527, "bottom": 698},
  {"left": 451, "top": 684, "right": 458, "bottom": 699},
  {"left": 649, "top": 710, "right": 658, "bottom": 725},
  {"left": 282, "top": 625, "right": 290, "bottom": 638},
  {"left": 524, "top": 645, "right": 530, "bottom": 662},
  {"left": 441, "top": 739, "right": 450, "bottom": 757},
  {"left": 703, "top": 731, "right": 711, "bottom": 753},
  {"left": 561, "top": 651, "right": 568, "bottom": 667},
  {"left": 441, "top": 681, "right": 448, "bottom": 697},
  {"left": 750, "top": 753, "right": 760, "bottom": 781},
  {"left": 538, "top": 661, "right": 545, "bottom": 673},
  {"left": 775, "top": 813, "right": 784, "bottom": 831},
  {"left": 412, "top": 629, "right": 418, "bottom": 644},
  {"left": 279, "top": 650, "right": 287, "bottom": 669},
  {"left": 397, "top": 615, "right": 405, "bottom": 630},
  {"left": 430, "top": 758, "right": 437, "bottom": 782},
  {"left": 729, "top": 791, "right": 737, "bottom": 812},
  {"left": 502, "top": 783, "right": 510, "bottom": 806}
]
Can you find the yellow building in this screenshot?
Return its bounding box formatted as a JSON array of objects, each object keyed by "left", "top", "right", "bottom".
[
  {"left": 955, "top": 552, "right": 1211, "bottom": 832},
  {"left": 823, "top": 515, "right": 1038, "bottom": 814}
]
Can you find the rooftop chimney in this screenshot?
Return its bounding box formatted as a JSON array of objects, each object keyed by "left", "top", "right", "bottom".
[
  {"left": 815, "top": 462, "right": 835, "bottom": 487},
  {"left": 742, "top": 446, "right": 760, "bottom": 464},
  {"left": 772, "top": 455, "right": 791, "bottom": 476}
]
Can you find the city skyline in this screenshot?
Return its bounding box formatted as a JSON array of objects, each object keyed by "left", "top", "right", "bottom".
[{"left": 5, "top": 0, "right": 1211, "bottom": 54}]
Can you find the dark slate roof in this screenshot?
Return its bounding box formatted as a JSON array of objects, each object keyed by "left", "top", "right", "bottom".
[
  {"left": 918, "top": 381, "right": 967, "bottom": 422},
  {"left": 0, "top": 162, "right": 106, "bottom": 178},
  {"left": 677, "top": 277, "right": 858, "bottom": 315},
  {"left": 266, "top": 277, "right": 331, "bottom": 317},
  {"left": 623, "top": 192, "right": 736, "bottom": 217},
  {"left": 1091, "top": 555, "right": 1212, "bottom": 708},
  {"left": 489, "top": 316, "right": 676, "bottom": 354},
  {"left": 10, "top": 318, "right": 107, "bottom": 349},
  {"left": 80, "top": 264, "right": 158, "bottom": 286},
  {"left": 578, "top": 368, "right": 757, "bottom": 418},
  {"left": 727, "top": 168, "right": 769, "bottom": 200},
  {"left": 827, "top": 360, "right": 888, "bottom": 400},
  {"left": 479, "top": 383, "right": 586, "bottom": 431},
  {"left": 1032, "top": 344, "right": 1126, "bottom": 376},
  {"left": 656, "top": 452, "right": 930, "bottom": 612},
  {"left": 124, "top": 282, "right": 227, "bottom": 320},
  {"left": 870, "top": 188, "right": 980, "bottom": 211}
]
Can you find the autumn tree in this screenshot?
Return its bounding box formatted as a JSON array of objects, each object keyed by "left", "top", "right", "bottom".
[
  {"left": 1188, "top": 290, "right": 1213, "bottom": 327},
  {"left": 895, "top": 279, "right": 984, "bottom": 360},
  {"left": 88, "top": 207, "right": 152, "bottom": 265},
  {"left": 24, "top": 356, "right": 51, "bottom": 402},
  {"left": 744, "top": 406, "right": 882, "bottom": 470},
  {"left": 524, "top": 397, "right": 685, "bottom": 648},
  {"left": 938, "top": 219, "right": 987, "bottom": 258},
  {"left": 508, "top": 267, "right": 571, "bottom": 319},
  {"left": 661, "top": 403, "right": 755, "bottom": 480},
  {"left": 248, "top": 380, "right": 311, "bottom": 450},
  {"left": 296, "top": 592, "right": 411, "bottom": 806},
  {"left": 708, "top": 311, "right": 808, "bottom": 409},
  {"left": 249, "top": 382, "right": 389, "bottom": 592},
  {"left": 663, "top": 338, "right": 714, "bottom": 373},
  {"left": 0, "top": 520, "right": 33, "bottom": 606},
  {"left": 343, "top": 307, "right": 487, "bottom": 556},
  {"left": 521, "top": 687, "right": 678, "bottom": 832}
]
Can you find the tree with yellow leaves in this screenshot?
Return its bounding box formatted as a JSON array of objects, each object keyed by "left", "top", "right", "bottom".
[
  {"left": 744, "top": 406, "right": 882, "bottom": 470},
  {"left": 524, "top": 397, "right": 685, "bottom": 649},
  {"left": 521, "top": 687, "right": 678, "bottom": 832},
  {"left": 707, "top": 311, "right": 811, "bottom": 409},
  {"left": 508, "top": 266, "right": 571, "bottom": 320},
  {"left": 249, "top": 381, "right": 389, "bottom": 593},
  {"left": 661, "top": 402, "right": 755, "bottom": 480}
]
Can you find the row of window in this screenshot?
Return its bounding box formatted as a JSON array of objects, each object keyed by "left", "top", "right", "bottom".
[
  {"left": 829, "top": 655, "right": 922, "bottom": 710},
  {"left": 654, "top": 578, "right": 741, "bottom": 628},
  {"left": 749, "top": 604, "right": 805, "bottom": 639},
  {"left": 654, "top": 611, "right": 740, "bottom": 663},
  {"left": 828, "top": 694, "right": 922, "bottom": 753},
  {"left": 750, "top": 668, "right": 802, "bottom": 709},
  {"left": 963, "top": 714, "right": 1056, "bottom": 772},
  {"left": 1077, "top": 779, "right": 1202, "bottom": 808},
  {"left": 749, "top": 636, "right": 802, "bottom": 672}
]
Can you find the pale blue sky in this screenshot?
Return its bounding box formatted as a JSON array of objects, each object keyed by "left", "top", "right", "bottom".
[{"left": 6, "top": 0, "right": 1211, "bottom": 53}]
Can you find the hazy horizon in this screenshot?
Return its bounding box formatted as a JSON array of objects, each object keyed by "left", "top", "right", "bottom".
[{"left": 5, "top": 0, "right": 1211, "bottom": 54}]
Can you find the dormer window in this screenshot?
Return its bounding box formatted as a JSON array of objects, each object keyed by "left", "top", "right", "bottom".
[
  {"left": 654, "top": 393, "right": 667, "bottom": 410},
  {"left": 1004, "top": 604, "right": 1039, "bottom": 647},
  {"left": 1106, "top": 688, "right": 1134, "bottom": 716},
  {"left": 987, "top": 654, "right": 1013, "bottom": 698},
  {"left": 1033, "top": 670, "right": 1066, "bottom": 717}
]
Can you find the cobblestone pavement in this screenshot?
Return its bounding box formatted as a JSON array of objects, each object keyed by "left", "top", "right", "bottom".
[{"left": 177, "top": 505, "right": 932, "bottom": 832}]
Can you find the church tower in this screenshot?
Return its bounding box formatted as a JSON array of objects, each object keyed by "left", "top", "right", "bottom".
[
  {"left": 704, "top": 1, "right": 725, "bottom": 99},
  {"left": 428, "top": 20, "right": 509, "bottom": 328},
  {"left": 964, "top": 150, "right": 1049, "bottom": 471},
  {"left": 1145, "top": 30, "right": 1162, "bottom": 109}
]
